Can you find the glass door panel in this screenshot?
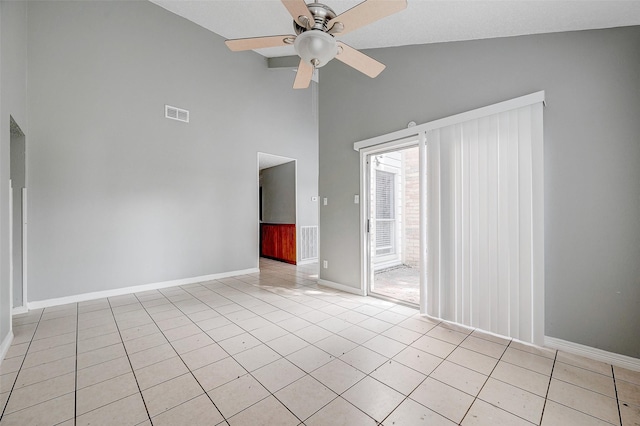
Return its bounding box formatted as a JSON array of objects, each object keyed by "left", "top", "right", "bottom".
[{"left": 368, "top": 145, "right": 420, "bottom": 305}]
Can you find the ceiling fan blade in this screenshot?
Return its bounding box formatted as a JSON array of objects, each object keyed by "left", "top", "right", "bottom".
[
  {"left": 281, "top": 0, "right": 313, "bottom": 28},
  {"left": 293, "top": 59, "right": 314, "bottom": 89},
  {"left": 335, "top": 42, "right": 386, "bottom": 78},
  {"left": 327, "top": 0, "right": 407, "bottom": 36},
  {"left": 225, "top": 35, "right": 296, "bottom": 52}
]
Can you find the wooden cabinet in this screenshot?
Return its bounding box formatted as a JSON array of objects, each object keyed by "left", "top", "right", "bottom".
[{"left": 260, "top": 223, "right": 296, "bottom": 264}]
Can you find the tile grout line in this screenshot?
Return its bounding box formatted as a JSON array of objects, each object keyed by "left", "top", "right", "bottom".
[
  {"left": 612, "top": 365, "right": 623, "bottom": 426},
  {"left": 526, "top": 356, "right": 624, "bottom": 426},
  {"left": 374, "top": 324, "right": 521, "bottom": 424},
  {"left": 6, "top": 261, "right": 630, "bottom": 425},
  {"left": 12, "top": 266, "right": 410, "bottom": 422},
  {"left": 301, "top": 317, "right": 438, "bottom": 422},
  {"left": 169, "top": 283, "right": 335, "bottom": 425},
  {"left": 132, "top": 291, "right": 230, "bottom": 424},
  {"left": 145, "top": 280, "right": 378, "bottom": 424},
  {"left": 538, "top": 346, "right": 558, "bottom": 425},
  {"left": 178, "top": 277, "right": 464, "bottom": 424},
  {"left": 375, "top": 323, "right": 451, "bottom": 425},
  {"left": 194, "top": 265, "right": 403, "bottom": 323},
  {"left": 475, "top": 348, "right": 558, "bottom": 397},
  {"left": 0, "top": 308, "right": 44, "bottom": 421},
  {"left": 544, "top": 355, "right": 624, "bottom": 424},
  {"left": 105, "top": 297, "right": 153, "bottom": 425},
  {"left": 162, "top": 261, "right": 640, "bottom": 425},
  {"left": 457, "top": 336, "right": 511, "bottom": 425},
  {"left": 70, "top": 325, "right": 149, "bottom": 421},
  {"left": 244, "top": 311, "right": 405, "bottom": 422},
  {"left": 7, "top": 266, "right": 442, "bottom": 424},
  {"left": 2, "top": 315, "right": 79, "bottom": 421}
]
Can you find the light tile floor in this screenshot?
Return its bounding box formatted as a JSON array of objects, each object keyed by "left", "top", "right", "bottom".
[{"left": 1, "top": 258, "right": 639, "bottom": 425}]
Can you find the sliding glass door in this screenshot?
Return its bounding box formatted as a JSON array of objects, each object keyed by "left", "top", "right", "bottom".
[{"left": 358, "top": 92, "right": 544, "bottom": 344}]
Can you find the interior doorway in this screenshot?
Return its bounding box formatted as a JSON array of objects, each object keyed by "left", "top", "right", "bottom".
[
  {"left": 366, "top": 144, "right": 420, "bottom": 305},
  {"left": 258, "top": 153, "right": 298, "bottom": 264},
  {"left": 10, "top": 116, "right": 27, "bottom": 311}
]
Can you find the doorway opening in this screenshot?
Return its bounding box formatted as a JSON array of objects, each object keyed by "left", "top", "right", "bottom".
[
  {"left": 367, "top": 145, "right": 420, "bottom": 305},
  {"left": 10, "top": 116, "right": 27, "bottom": 312},
  {"left": 258, "top": 153, "right": 298, "bottom": 264}
]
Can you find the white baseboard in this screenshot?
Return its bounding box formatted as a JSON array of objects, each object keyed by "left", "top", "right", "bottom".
[
  {"left": 27, "top": 268, "right": 260, "bottom": 311},
  {"left": 545, "top": 335, "right": 640, "bottom": 372},
  {"left": 317, "top": 279, "right": 365, "bottom": 296},
  {"left": 0, "top": 331, "right": 14, "bottom": 365},
  {"left": 12, "top": 306, "right": 28, "bottom": 315},
  {"left": 296, "top": 259, "right": 318, "bottom": 266}
]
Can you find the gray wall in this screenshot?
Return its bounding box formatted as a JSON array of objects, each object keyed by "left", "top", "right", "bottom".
[
  {"left": 261, "top": 161, "right": 296, "bottom": 224},
  {"left": 318, "top": 27, "right": 640, "bottom": 357},
  {"left": 25, "top": 1, "right": 318, "bottom": 301},
  {"left": 0, "top": 1, "right": 28, "bottom": 346}
]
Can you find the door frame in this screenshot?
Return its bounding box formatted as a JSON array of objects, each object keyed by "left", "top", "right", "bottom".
[
  {"left": 359, "top": 135, "right": 426, "bottom": 309},
  {"left": 21, "top": 187, "right": 28, "bottom": 311},
  {"left": 10, "top": 116, "right": 28, "bottom": 315},
  {"left": 257, "top": 152, "right": 299, "bottom": 265},
  {"left": 355, "top": 91, "right": 545, "bottom": 339},
  {"left": 9, "top": 181, "right": 13, "bottom": 322}
]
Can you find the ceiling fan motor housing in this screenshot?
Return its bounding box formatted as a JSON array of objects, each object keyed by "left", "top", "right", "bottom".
[{"left": 293, "top": 3, "right": 337, "bottom": 34}]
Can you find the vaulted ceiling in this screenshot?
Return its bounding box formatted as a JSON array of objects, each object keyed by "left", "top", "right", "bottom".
[{"left": 151, "top": 0, "right": 640, "bottom": 58}]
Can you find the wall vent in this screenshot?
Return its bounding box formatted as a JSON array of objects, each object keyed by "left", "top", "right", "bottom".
[
  {"left": 165, "top": 105, "right": 189, "bottom": 123},
  {"left": 299, "top": 226, "right": 319, "bottom": 261}
]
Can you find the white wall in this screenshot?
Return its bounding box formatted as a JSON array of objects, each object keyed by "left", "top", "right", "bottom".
[
  {"left": 0, "top": 0, "right": 28, "bottom": 349},
  {"left": 24, "top": 1, "right": 318, "bottom": 302}
]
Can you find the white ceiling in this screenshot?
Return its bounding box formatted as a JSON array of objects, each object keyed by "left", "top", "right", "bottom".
[
  {"left": 151, "top": 0, "right": 640, "bottom": 58},
  {"left": 258, "top": 153, "right": 295, "bottom": 171}
]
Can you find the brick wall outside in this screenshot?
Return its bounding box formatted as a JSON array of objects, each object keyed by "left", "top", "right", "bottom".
[{"left": 402, "top": 147, "right": 420, "bottom": 268}]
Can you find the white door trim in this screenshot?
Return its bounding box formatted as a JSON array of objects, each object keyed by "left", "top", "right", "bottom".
[
  {"left": 353, "top": 91, "right": 545, "bottom": 151},
  {"left": 418, "top": 132, "right": 427, "bottom": 314},
  {"left": 22, "top": 187, "right": 28, "bottom": 309},
  {"left": 359, "top": 137, "right": 422, "bottom": 299},
  {"left": 9, "top": 181, "right": 14, "bottom": 323}
]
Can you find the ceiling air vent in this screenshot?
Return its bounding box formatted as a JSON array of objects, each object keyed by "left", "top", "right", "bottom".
[{"left": 165, "top": 105, "right": 189, "bottom": 123}]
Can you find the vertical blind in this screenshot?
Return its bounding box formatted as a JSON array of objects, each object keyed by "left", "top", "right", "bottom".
[{"left": 426, "top": 103, "right": 544, "bottom": 344}]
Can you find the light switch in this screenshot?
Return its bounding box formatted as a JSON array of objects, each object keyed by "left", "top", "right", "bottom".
[
  {"left": 323, "top": 197, "right": 328, "bottom": 206},
  {"left": 354, "top": 195, "right": 359, "bottom": 204}
]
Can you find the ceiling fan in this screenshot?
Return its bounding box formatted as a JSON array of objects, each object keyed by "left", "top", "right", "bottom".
[{"left": 225, "top": 0, "right": 407, "bottom": 89}]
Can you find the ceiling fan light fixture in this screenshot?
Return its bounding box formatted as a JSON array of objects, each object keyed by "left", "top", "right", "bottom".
[
  {"left": 294, "top": 30, "right": 337, "bottom": 68},
  {"left": 225, "top": 0, "right": 408, "bottom": 88}
]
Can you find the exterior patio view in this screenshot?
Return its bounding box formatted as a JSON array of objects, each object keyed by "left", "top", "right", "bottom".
[{"left": 370, "top": 146, "right": 420, "bottom": 305}]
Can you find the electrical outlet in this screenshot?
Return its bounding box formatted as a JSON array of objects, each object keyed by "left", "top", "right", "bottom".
[{"left": 323, "top": 260, "right": 328, "bottom": 269}]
